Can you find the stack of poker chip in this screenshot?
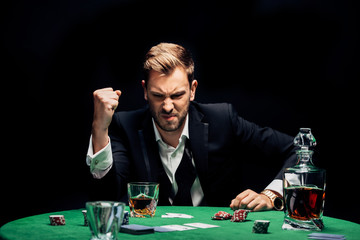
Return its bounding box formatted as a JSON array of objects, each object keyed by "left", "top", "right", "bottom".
[
  {"left": 211, "top": 211, "right": 232, "bottom": 220},
  {"left": 82, "top": 210, "right": 88, "bottom": 226},
  {"left": 231, "top": 209, "right": 250, "bottom": 222},
  {"left": 122, "top": 211, "right": 129, "bottom": 225},
  {"left": 49, "top": 215, "right": 66, "bottom": 226},
  {"left": 252, "top": 220, "right": 270, "bottom": 233}
]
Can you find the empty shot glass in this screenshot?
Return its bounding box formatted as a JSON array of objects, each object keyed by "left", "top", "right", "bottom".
[
  {"left": 128, "top": 182, "right": 159, "bottom": 218},
  {"left": 86, "top": 201, "right": 125, "bottom": 240}
]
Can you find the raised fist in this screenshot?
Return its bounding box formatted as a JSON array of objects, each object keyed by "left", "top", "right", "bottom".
[{"left": 92, "top": 87, "right": 121, "bottom": 153}]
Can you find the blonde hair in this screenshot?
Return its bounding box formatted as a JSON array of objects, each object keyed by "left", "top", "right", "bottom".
[{"left": 143, "top": 43, "right": 194, "bottom": 86}]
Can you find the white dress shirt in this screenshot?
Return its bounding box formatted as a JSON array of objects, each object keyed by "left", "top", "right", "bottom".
[{"left": 152, "top": 115, "right": 204, "bottom": 206}]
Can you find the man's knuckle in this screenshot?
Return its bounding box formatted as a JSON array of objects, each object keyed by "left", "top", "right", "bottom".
[{"left": 240, "top": 199, "right": 248, "bottom": 206}]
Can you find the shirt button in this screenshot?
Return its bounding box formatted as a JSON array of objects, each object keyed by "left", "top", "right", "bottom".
[{"left": 94, "top": 159, "right": 99, "bottom": 165}]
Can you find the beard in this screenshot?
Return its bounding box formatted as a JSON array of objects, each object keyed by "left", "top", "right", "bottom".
[{"left": 150, "top": 105, "right": 189, "bottom": 132}]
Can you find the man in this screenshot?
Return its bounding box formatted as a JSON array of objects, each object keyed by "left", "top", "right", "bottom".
[{"left": 86, "top": 42, "right": 297, "bottom": 211}]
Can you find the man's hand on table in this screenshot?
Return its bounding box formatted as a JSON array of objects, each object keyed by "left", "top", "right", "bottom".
[{"left": 230, "top": 189, "right": 273, "bottom": 211}]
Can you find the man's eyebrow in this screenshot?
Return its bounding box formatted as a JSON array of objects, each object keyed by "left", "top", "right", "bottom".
[
  {"left": 149, "top": 90, "right": 164, "bottom": 96},
  {"left": 149, "top": 89, "right": 187, "bottom": 96}
]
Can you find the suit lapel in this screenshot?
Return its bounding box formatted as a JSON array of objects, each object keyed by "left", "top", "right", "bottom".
[
  {"left": 138, "top": 111, "right": 160, "bottom": 182},
  {"left": 188, "top": 104, "right": 209, "bottom": 194}
]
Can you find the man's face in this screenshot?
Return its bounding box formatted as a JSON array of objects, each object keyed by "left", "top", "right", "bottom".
[{"left": 143, "top": 67, "right": 197, "bottom": 133}]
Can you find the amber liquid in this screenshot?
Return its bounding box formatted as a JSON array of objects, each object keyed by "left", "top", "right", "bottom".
[
  {"left": 129, "top": 194, "right": 156, "bottom": 217},
  {"left": 284, "top": 186, "right": 325, "bottom": 220}
]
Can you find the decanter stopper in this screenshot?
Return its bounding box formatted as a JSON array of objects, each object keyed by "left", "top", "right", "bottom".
[{"left": 293, "top": 128, "right": 316, "bottom": 150}]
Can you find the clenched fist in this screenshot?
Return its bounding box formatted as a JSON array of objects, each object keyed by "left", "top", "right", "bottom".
[{"left": 92, "top": 87, "right": 121, "bottom": 153}]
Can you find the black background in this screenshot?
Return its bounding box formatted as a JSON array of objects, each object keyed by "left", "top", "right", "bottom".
[{"left": 1, "top": 0, "right": 359, "bottom": 226}]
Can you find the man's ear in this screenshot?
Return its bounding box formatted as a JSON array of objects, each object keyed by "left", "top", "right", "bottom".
[
  {"left": 190, "top": 80, "right": 198, "bottom": 101},
  {"left": 141, "top": 80, "right": 148, "bottom": 100}
]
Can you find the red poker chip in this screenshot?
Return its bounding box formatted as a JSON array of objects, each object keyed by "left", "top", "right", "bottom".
[
  {"left": 49, "top": 215, "right": 66, "bottom": 226},
  {"left": 231, "top": 209, "right": 250, "bottom": 222},
  {"left": 211, "top": 211, "right": 232, "bottom": 220}
]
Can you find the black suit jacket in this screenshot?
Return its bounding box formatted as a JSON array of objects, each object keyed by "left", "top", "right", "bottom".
[{"left": 100, "top": 102, "right": 297, "bottom": 206}]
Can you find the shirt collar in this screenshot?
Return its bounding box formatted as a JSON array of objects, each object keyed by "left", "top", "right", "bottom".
[{"left": 152, "top": 114, "right": 189, "bottom": 144}]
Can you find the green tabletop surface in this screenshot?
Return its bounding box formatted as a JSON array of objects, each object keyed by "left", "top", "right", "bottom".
[{"left": 1, "top": 206, "right": 359, "bottom": 240}]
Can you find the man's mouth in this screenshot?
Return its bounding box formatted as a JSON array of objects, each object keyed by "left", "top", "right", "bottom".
[{"left": 161, "top": 114, "right": 176, "bottom": 121}]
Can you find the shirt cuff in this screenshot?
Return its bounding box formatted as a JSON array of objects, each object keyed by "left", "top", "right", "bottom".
[
  {"left": 86, "top": 135, "right": 113, "bottom": 179},
  {"left": 265, "top": 179, "right": 283, "bottom": 197}
]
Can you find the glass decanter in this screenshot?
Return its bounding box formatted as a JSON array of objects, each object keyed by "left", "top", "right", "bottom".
[{"left": 282, "top": 128, "right": 326, "bottom": 231}]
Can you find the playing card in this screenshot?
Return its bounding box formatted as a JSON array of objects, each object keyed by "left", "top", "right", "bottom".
[
  {"left": 162, "top": 213, "right": 194, "bottom": 218},
  {"left": 308, "top": 233, "right": 346, "bottom": 240},
  {"left": 154, "top": 226, "right": 177, "bottom": 232},
  {"left": 183, "top": 223, "right": 220, "bottom": 229},
  {"left": 159, "top": 224, "right": 196, "bottom": 231}
]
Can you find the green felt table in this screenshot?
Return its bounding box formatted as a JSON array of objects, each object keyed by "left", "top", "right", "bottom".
[{"left": 1, "top": 206, "right": 359, "bottom": 240}]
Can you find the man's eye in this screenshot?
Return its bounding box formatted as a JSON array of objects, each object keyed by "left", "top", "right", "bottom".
[
  {"left": 171, "top": 93, "right": 185, "bottom": 99},
  {"left": 153, "top": 94, "right": 164, "bottom": 98}
]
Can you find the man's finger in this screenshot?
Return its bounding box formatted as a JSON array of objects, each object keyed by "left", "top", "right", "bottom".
[
  {"left": 239, "top": 194, "right": 255, "bottom": 209},
  {"left": 249, "top": 195, "right": 273, "bottom": 211},
  {"left": 230, "top": 189, "right": 253, "bottom": 210},
  {"left": 107, "top": 99, "right": 119, "bottom": 111},
  {"left": 252, "top": 202, "right": 266, "bottom": 211},
  {"left": 246, "top": 196, "right": 261, "bottom": 210},
  {"left": 230, "top": 199, "right": 239, "bottom": 209},
  {"left": 94, "top": 89, "right": 121, "bottom": 102},
  {"left": 107, "top": 90, "right": 121, "bottom": 101},
  {"left": 94, "top": 87, "right": 113, "bottom": 95}
]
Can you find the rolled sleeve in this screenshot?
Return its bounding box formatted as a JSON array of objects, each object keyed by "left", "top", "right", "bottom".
[{"left": 86, "top": 135, "right": 113, "bottom": 179}]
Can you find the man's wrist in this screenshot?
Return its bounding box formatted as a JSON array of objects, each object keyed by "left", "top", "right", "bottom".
[
  {"left": 260, "top": 189, "right": 284, "bottom": 211},
  {"left": 91, "top": 124, "right": 109, "bottom": 154}
]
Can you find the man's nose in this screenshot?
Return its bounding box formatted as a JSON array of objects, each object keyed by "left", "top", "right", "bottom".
[{"left": 162, "top": 98, "right": 174, "bottom": 113}]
